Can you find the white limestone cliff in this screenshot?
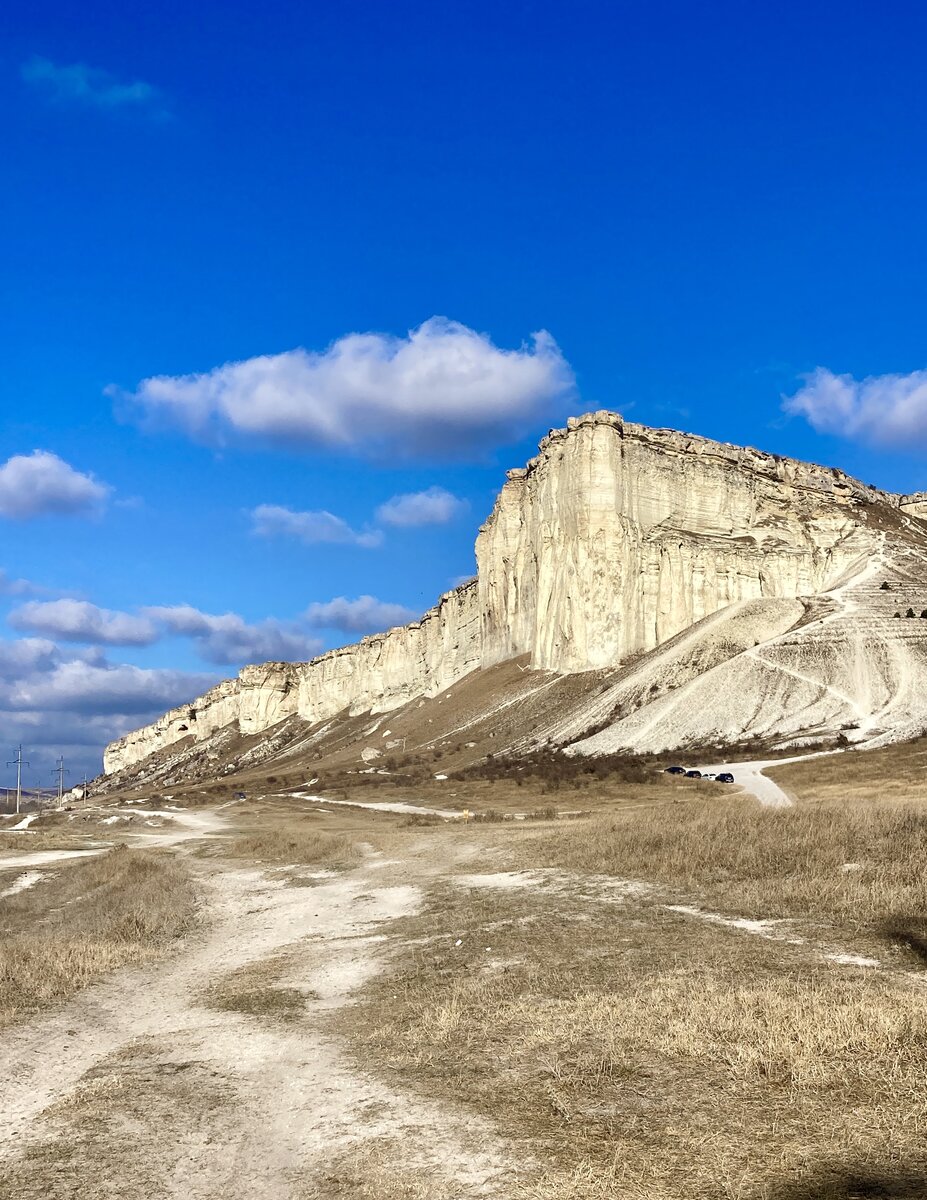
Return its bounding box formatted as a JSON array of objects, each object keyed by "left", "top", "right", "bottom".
[{"left": 103, "top": 411, "right": 907, "bottom": 775}]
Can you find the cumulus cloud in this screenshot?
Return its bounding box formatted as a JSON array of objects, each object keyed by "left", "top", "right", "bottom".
[
  {"left": 143, "top": 605, "right": 323, "bottom": 665},
  {"left": 9, "top": 600, "right": 157, "bottom": 646},
  {"left": 0, "top": 634, "right": 216, "bottom": 782},
  {"left": 7, "top": 658, "right": 215, "bottom": 715},
  {"left": 784, "top": 367, "right": 927, "bottom": 448},
  {"left": 304, "top": 595, "right": 418, "bottom": 634},
  {"left": 0, "top": 451, "right": 109, "bottom": 519},
  {"left": 250, "top": 504, "right": 382, "bottom": 548},
  {"left": 119, "top": 318, "right": 576, "bottom": 458},
  {"left": 21, "top": 55, "right": 166, "bottom": 115},
  {"left": 376, "top": 486, "right": 468, "bottom": 528},
  {"left": 0, "top": 637, "right": 59, "bottom": 680}
]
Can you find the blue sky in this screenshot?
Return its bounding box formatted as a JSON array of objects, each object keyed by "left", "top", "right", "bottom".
[{"left": 2, "top": 0, "right": 927, "bottom": 787}]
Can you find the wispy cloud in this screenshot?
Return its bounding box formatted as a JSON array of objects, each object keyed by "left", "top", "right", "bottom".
[
  {"left": 376, "top": 486, "right": 467, "bottom": 528},
  {"left": 0, "top": 570, "right": 47, "bottom": 598},
  {"left": 784, "top": 367, "right": 927, "bottom": 449},
  {"left": 250, "top": 504, "right": 383, "bottom": 548},
  {"left": 118, "top": 318, "right": 575, "bottom": 459},
  {"left": 0, "top": 451, "right": 109, "bottom": 519},
  {"left": 304, "top": 595, "right": 418, "bottom": 634},
  {"left": 21, "top": 55, "right": 167, "bottom": 117}
]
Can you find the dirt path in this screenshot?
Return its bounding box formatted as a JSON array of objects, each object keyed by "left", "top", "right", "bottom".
[
  {"left": 696, "top": 751, "right": 841, "bottom": 807},
  {"left": 288, "top": 792, "right": 461, "bottom": 818},
  {"left": 0, "top": 815, "right": 512, "bottom": 1199}
]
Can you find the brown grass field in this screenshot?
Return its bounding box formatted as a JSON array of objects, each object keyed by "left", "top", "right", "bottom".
[
  {"left": 0, "top": 847, "right": 197, "bottom": 1026},
  {"left": 4, "top": 738, "right": 927, "bottom": 1198}
]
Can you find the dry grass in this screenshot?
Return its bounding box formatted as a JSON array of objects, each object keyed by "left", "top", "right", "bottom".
[
  {"left": 0, "top": 847, "right": 197, "bottom": 1025},
  {"left": 344, "top": 872, "right": 927, "bottom": 1199},
  {"left": 770, "top": 736, "right": 927, "bottom": 806},
  {"left": 523, "top": 795, "right": 927, "bottom": 939},
  {"left": 304, "top": 1139, "right": 469, "bottom": 1199},
  {"left": 229, "top": 826, "right": 364, "bottom": 868},
  {"left": 0, "top": 1037, "right": 231, "bottom": 1200},
  {"left": 0, "top": 827, "right": 101, "bottom": 852},
  {"left": 204, "top": 953, "right": 312, "bottom": 1019}
]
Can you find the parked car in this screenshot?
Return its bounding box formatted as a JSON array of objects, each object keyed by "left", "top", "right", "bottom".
[
  {"left": 685, "top": 769, "right": 702, "bottom": 778},
  {"left": 716, "top": 772, "right": 735, "bottom": 783},
  {"left": 664, "top": 766, "right": 687, "bottom": 775}
]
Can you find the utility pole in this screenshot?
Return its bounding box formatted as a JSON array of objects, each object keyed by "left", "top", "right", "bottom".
[
  {"left": 6, "top": 745, "right": 29, "bottom": 816},
  {"left": 53, "top": 756, "right": 69, "bottom": 803}
]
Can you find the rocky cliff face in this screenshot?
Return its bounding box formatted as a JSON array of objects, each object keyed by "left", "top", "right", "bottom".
[
  {"left": 103, "top": 411, "right": 897, "bottom": 775},
  {"left": 476, "top": 412, "right": 878, "bottom": 672}
]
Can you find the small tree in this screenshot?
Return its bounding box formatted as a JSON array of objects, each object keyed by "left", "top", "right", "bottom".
[
  {"left": 894, "top": 612, "right": 902, "bottom": 618},
  {"left": 907, "top": 608, "right": 916, "bottom": 618},
  {"left": 881, "top": 581, "right": 892, "bottom": 590}
]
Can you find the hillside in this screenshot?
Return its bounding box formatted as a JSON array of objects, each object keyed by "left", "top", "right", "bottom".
[{"left": 101, "top": 411, "right": 927, "bottom": 789}]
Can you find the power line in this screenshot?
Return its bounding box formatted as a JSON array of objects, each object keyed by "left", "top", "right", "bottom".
[
  {"left": 53, "top": 756, "right": 69, "bottom": 803},
  {"left": 5, "top": 745, "right": 30, "bottom": 816}
]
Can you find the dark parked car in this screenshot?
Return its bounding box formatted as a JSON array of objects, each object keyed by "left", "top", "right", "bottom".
[
  {"left": 685, "top": 769, "right": 702, "bottom": 779},
  {"left": 716, "top": 772, "right": 735, "bottom": 783},
  {"left": 664, "top": 766, "right": 687, "bottom": 775}
]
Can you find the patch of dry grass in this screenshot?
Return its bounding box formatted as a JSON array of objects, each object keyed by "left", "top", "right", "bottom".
[
  {"left": 770, "top": 736, "right": 927, "bottom": 806},
  {"left": 0, "top": 1038, "right": 231, "bottom": 1200},
  {"left": 524, "top": 796, "right": 927, "bottom": 936},
  {"left": 0, "top": 826, "right": 100, "bottom": 852},
  {"left": 0, "top": 847, "right": 197, "bottom": 1025},
  {"left": 230, "top": 826, "right": 364, "bottom": 868},
  {"left": 303, "top": 1139, "right": 470, "bottom": 1199},
  {"left": 204, "top": 953, "right": 312, "bottom": 1019},
  {"left": 343, "top": 863, "right": 927, "bottom": 1199}
]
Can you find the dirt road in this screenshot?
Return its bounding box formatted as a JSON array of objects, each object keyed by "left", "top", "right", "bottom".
[
  {"left": 0, "top": 815, "right": 511, "bottom": 1200},
  {"left": 697, "top": 750, "right": 841, "bottom": 807}
]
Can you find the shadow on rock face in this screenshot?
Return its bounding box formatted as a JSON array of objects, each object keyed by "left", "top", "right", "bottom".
[{"left": 773, "top": 1166, "right": 927, "bottom": 1198}]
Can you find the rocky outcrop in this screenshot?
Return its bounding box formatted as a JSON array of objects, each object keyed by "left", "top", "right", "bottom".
[
  {"left": 104, "top": 411, "right": 909, "bottom": 775},
  {"left": 901, "top": 492, "right": 927, "bottom": 519},
  {"left": 476, "top": 413, "right": 879, "bottom": 672}
]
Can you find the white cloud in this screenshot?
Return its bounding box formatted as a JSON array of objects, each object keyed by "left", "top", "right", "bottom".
[
  {"left": 0, "top": 636, "right": 214, "bottom": 745},
  {"left": 9, "top": 600, "right": 157, "bottom": 646},
  {"left": 0, "top": 451, "right": 109, "bottom": 519},
  {"left": 376, "top": 486, "right": 468, "bottom": 528},
  {"left": 0, "top": 637, "right": 59, "bottom": 680},
  {"left": 304, "top": 595, "right": 418, "bottom": 634},
  {"left": 250, "top": 504, "right": 382, "bottom": 548},
  {"left": 120, "top": 317, "right": 576, "bottom": 458},
  {"left": 8, "top": 595, "right": 325, "bottom": 665},
  {"left": 7, "top": 658, "right": 215, "bottom": 716},
  {"left": 0, "top": 569, "right": 45, "bottom": 597},
  {"left": 0, "top": 636, "right": 213, "bottom": 785},
  {"left": 21, "top": 56, "right": 166, "bottom": 115},
  {"left": 143, "top": 605, "right": 323, "bottom": 665},
  {"left": 784, "top": 367, "right": 927, "bottom": 448}
]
